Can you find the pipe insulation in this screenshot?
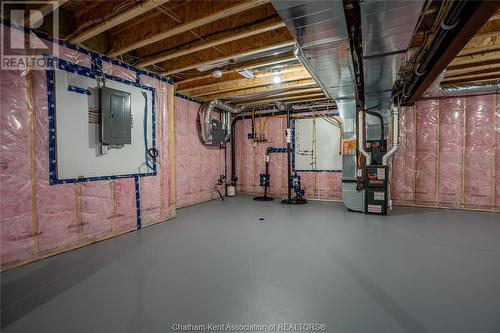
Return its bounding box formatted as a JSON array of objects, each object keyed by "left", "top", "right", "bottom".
[{"left": 423, "top": 73, "right": 500, "bottom": 97}]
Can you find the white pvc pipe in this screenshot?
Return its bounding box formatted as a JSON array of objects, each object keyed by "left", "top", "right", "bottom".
[{"left": 382, "top": 106, "right": 399, "bottom": 165}]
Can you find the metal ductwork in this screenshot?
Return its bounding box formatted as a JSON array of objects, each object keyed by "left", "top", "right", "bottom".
[
  {"left": 360, "top": 0, "right": 425, "bottom": 118},
  {"left": 201, "top": 100, "right": 287, "bottom": 145},
  {"left": 271, "top": 0, "right": 356, "bottom": 101},
  {"left": 200, "top": 100, "right": 246, "bottom": 145},
  {"left": 271, "top": 0, "right": 362, "bottom": 211}
]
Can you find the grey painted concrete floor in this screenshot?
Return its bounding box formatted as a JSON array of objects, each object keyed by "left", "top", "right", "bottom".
[{"left": 1, "top": 196, "right": 499, "bottom": 333}]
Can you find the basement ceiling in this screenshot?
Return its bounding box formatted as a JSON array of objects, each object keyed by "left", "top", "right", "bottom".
[
  {"left": 9, "top": 0, "right": 500, "bottom": 106},
  {"left": 52, "top": 0, "right": 328, "bottom": 105}
]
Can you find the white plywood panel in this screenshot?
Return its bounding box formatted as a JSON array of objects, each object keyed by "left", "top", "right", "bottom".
[
  {"left": 294, "top": 118, "right": 341, "bottom": 171},
  {"left": 55, "top": 70, "right": 154, "bottom": 179}
]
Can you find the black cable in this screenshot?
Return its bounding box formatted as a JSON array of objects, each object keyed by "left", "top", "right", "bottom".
[
  {"left": 216, "top": 188, "right": 224, "bottom": 201},
  {"left": 140, "top": 15, "right": 280, "bottom": 60},
  {"left": 148, "top": 148, "right": 159, "bottom": 161}
]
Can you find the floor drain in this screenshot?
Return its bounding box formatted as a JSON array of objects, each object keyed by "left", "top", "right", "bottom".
[{"left": 258, "top": 218, "right": 265, "bottom": 221}]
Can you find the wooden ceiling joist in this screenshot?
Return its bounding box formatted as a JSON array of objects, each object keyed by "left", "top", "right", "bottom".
[
  {"left": 238, "top": 96, "right": 328, "bottom": 106},
  {"left": 181, "top": 68, "right": 311, "bottom": 96},
  {"left": 163, "top": 40, "right": 295, "bottom": 76},
  {"left": 233, "top": 90, "right": 324, "bottom": 103},
  {"left": 443, "top": 77, "right": 500, "bottom": 86},
  {"left": 204, "top": 86, "right": 322, "bottom": 101},
  {"left": 179, "top": 64, "right": 303, "bottom": 93},
  {"left": 137, "top": 20, "right": 286, "bottom": 67},
  {"left": 74, "top": 1, "right": 100, "bottom": 19},
  {"left": 240, "top": 93, "right": 326, "bottom": 105},
  {"left": 24, "top": 0, "right": 68, "bottom": 26},
  {"left": 458, "top": 44, "right": 500, "bottom": 57},
  {"left": 449, "top": 51, "right": 500, "bottom": 67},
  {"left": 445, "top": 62, "right": 500, "bottom": 77},
  {"left": 199, "top": 80, "right": 318, "bottom": 100},
  {"left": 442, "top": 70, "right": 500, "bottom": 83},
  {"left": 176, "top": 54, "right": 297, "bottom": 87},
  {"left": 70, "top": 0, "right": 170, "bottom": 44},
  {"left": 109, "top": 0, "right": 271, "bottom": 57}
]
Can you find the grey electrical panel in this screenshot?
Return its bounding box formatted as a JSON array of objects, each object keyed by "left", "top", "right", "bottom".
[{"left": 100, "top": 87, "right": 131, "bottom": 145}]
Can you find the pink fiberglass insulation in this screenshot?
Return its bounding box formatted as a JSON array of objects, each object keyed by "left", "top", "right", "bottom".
[
  {"left": 102, "top": 61, "right": 136, "bottom": 82},
  {"left": 391, "top": 106, "right": 417, "bottom": 204},
  {"left": 403, "top": 107, "right": 417, "bottom": 203},
  {"left": 0, "top": 26, "right": 173, "bottom": 270},
  {"left": 235, "top": 116, "right": 341, "bottom": 200},
  {"left": 1, "top": 70, "right": 35, "bottom": 265},
  {"left": 497, "top": 95, "right": 500, "bottom": 208},
  {"left": 80, "top": 182, "right": 114, "bottom": 241},
  {"left": 392, "top": 94, "right": 498, "bottom": 211},
  {"left": 139, "top": 76, "right": 170, "bottom": 226},
  {"left": 415, "top": 99, "right": 438, "bottom": 204},
  {"left": 464, "top": 95, "right": 495, "bottom": 209},
  {"left": 391, "top": 109, "right": 404, "bottom": 202},
  {"left": 174, "top": 97, "right": 225, "bottom": 208},
  {"left": 438, "top": 97, "right": 465, "bottom": 208},
  {"left": 32, "top": 69, "right": 81, "bottom": 254},
  {"left": 113, "top": 179, "right": 137, "bottom": 232}
]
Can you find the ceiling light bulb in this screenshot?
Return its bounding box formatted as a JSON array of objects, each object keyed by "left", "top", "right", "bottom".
[
  {"left": 212, "top": 70, "right": 222, "bottom": 78},
  {"left": 272, "top": 75, "right": 281, "bottom": 84}
]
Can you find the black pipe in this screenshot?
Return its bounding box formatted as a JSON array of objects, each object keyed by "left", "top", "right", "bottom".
[
  {"left": 230, "top": 107, "right": 338, "bottom": 183},
  {"left": 264, "top": 150, "right": 270, "bottom": 199},
  {"left": 401, "top": 1, "right": 469, "bottom": 102},
  {"left": 363, "top": 109, "right": 385, "bottom": 142}
]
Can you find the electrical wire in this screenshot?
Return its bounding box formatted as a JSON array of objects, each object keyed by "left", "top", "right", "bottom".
[{"left": 142, "top": 91, "right": 158, "bottom": 171}]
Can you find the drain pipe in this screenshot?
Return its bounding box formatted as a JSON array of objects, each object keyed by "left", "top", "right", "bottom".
[
  {"left": 382, "top": 106, "right": 399, "bottom": 165},
  {"left": 382, "top": 106, "right": 400, "bottom": 210},
  {"left": 358, "top": 112, "right": 371, "bottom": 165}
]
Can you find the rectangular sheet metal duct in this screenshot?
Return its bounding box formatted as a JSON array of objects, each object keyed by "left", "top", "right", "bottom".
[
  {"left": 271, "top": 0, "right": 356, "bottom": 101},
  {"left": 360, "top": 0, "right": 425, "bottom": 116},
  {"left": 272, "top": 0, "right": 361, "bottom": 210}
]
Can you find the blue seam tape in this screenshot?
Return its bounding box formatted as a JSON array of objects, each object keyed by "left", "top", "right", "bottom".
[
  {"left": 134, "top": 176, "right": 141, "bottom": 229},
  {"left": 0, "top": 19, "right": 174, "bottom": 85},
  {"left": 67, "top": 85, "right": 91, "bottom": 95},
  {"left": 47, "top": 69, "right": 57, "bottom": 185},
  {"left": 46, "top": 55, "right": 158, "bottom": 185},
  {"left": 268, "top": 147, "right": 288, "bottom": 153},
  {"left": 175, "top": 92, "right": 204, "bottom": 104}
]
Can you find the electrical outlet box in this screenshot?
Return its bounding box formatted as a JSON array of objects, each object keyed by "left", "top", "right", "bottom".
[{"left": 100, "top": 87, "right": 131, "bottom": 145}]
